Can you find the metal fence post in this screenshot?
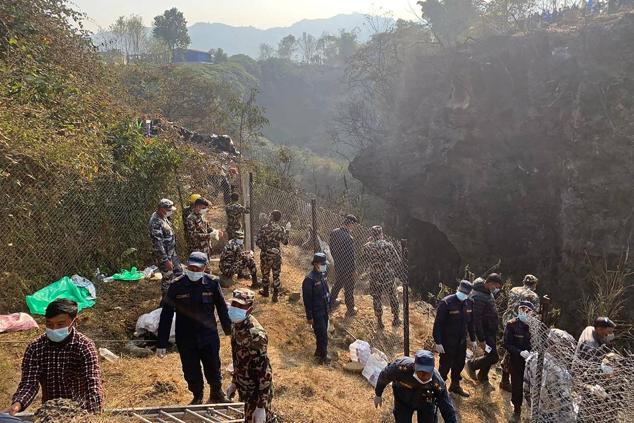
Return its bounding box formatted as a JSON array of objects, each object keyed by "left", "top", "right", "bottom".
[
  {"left": 311, "top": 198, "right": 318, "bottom": 253},
  {"left": 401, "top": 239, "right": 410, "bottom": 357},
  {"left": 248, "top": 172, "right": 254, "bottom": 248}
]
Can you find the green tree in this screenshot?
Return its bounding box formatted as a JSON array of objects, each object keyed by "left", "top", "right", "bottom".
[
  {"left": 277, "top": 34, "right": 297, "bottom": 60},
  {"left": 152, "top": 7, "right": 190, "bottom": 62},
  {"left": 418, "top": 0, "right": 478, "bottom": 46},
  {"left": 337, "top": 30, "right": 359, "bottom": 61},
  {"left": 212, "top": 48, "right": 228, "bottom": 64},
  {"left": 259, "top": 43, "right": 275, "bottom": 60}
]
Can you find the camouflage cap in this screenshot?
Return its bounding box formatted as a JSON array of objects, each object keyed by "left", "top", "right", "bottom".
[
  {"left": 158, "top": 198, "right": 176, "bottom": 211},
  {"left": 371, "top": 225, "right": 383, "bottom": 237},
  {"left": 312, "top": 252, "right": 327, "bottom": 264},
  {"left": 232, "top": 288, "right": 255, "bottom": 306},
  {"left": 523, "top": 274, "right": 539, "bottom": 285},
  {"left": 234, "top": 230, "right": 245, "bottom": 239}
]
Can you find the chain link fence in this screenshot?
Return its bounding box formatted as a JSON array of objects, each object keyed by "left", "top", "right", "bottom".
[
  {"left": 249, "top": 179, "right": 411, "bottom": 358},
  {"left": 525, "top": 315, "right": 634, "bottom": 422}
]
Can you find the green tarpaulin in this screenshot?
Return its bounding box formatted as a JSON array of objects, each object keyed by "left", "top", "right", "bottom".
[
  {"left": 26, "top": 276, "right": 96, "bottom": 316},
  {"left": 112, "top": 267, "right": 144, "bottom": 282}
]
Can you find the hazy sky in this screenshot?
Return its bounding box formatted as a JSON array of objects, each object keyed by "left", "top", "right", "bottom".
[{"left": 72, "top": 0, "right": 422, "bottom": 31}]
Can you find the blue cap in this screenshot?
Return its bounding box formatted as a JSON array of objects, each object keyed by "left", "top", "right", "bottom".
[
  {"left": 188, "top": 251, "right": 208, "bottom": 267},
  {"left": 458, "top": 280, "right": 473, "bottom": 294},
  {"left": 518, "top": 301, "right": 535, "bottom": 311},
  {"left": 414, "top": 350, "right": 434, "bottom": 372}
]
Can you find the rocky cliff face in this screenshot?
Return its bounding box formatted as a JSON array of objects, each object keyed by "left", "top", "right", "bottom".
[{"left": 350, "top": 13, "right": 634, "bottom": 326}]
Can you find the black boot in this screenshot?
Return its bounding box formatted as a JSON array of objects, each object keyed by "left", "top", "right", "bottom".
[
  {"left": 449, "top": 382, "right": 470, "bottom": 398},
  {"left": 209, "top": 386, "right": 229, "bottom": 404},
  {"left": 376, "top": 317, "right": 384, "bottom": 330},
  {"left": 190, "top": 391, "right": 204, "bottom": 405},
  {"left": 250, "top": 273, "right": 260, "bottom": 289},
  {"left": 392, "top": 316, "right": 401, "bottom": 327},
  {"left": 272, "top": 289, "right": 279, "bottom": 303},
  {"left": 259, "top": 286, "right": 269, "bottom": 297}
]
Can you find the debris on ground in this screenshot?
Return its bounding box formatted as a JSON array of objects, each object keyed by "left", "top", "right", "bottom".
[{"left": 34, "top": 399, "right": 88, "bottom": 423}]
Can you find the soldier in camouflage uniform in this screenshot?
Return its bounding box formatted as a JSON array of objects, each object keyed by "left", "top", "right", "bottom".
[
  {"left": 220, "top": 231, "right": 259, "bottom": 288},
  {"left": 362, "top": 226, "right": 402, "bottom": 329},
  {"left": 226, "top": 288, "right": 274, "bottom": 423},
  {"left": 255, "top": 210, "right": 289, "bottom": 303},
  {"left": 183, "top": 193, "right": 201, "bottom": 250},
  {"left": 186, "top": 198, "right": 220, "bottom": 257},
  {"left": 225, "top": 192, "right": 249, "bottom": 241},
  {"left": 500, "top": 274, "right": 540, "bottom": 392},
  {"left": 148, "top": 199, "right": 182, "bottom": 298}
]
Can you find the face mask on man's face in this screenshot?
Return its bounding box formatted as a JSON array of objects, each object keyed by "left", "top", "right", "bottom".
[
  {"left": 201, "top": 208, "right": 209, "bottom": 215},
  {"left": 413, "top": 373, "right": 432, "bottom": 385},
  {"left": 46, "top": 322, "right": 73, "bottom": 343},
  {"left": 185, "top": 269, "right": 204, "bottom": 281},
  {"left": 605, "top": 333, "right": 615, "bottom": 343},
  {"left": 492, "top": 288, "right": 501, "bottom": 296},
  {"left": 456, "top": 291, "right": 468, "bottom": 302},
  {"left": 236, "top": 239, "right": 244, "bottom": 246},
  {"left": 319, "top": 264, "right": 327, "bottom": 273},
  {"left": 228, "top": 306, "right": 248, "bottom": 323},
  {"left": 165, "top": 210, "right": 173, "bottom": 218}
]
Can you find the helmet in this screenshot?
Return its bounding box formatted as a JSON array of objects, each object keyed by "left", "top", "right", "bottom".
[
  {"left": 232, "top": 288, "right": 255, "bottom": 306},
  {"left": 189, "top": 193, "right": 202, "bottom": 204}
]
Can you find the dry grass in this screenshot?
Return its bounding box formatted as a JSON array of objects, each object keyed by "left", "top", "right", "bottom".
[{"left": 0, "top": 227, "right": 513, "bottom": 422}]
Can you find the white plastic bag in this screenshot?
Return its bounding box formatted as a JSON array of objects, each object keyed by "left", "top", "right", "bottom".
[
  {"left": 362, "top": 349, "right": 389, "bottom": 387},
  {"left": 134, "top": 308, "right": 175, "bottom": 343},
  {"left": 349, "top": 340, "right": 371, "bottom": 365}
]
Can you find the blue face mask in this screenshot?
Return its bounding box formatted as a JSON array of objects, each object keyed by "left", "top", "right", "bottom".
[
  {"left": 228, "top": 306, "right": 248, "bottom": 323},
  {"left": 456, "top": 291, "right": 468, "bottom": 302},
  {"left": 518, "top": 311, "right": 529, "bottom": 323},
  {"left": 46, "top": 326, "right": 71, "bottom": 343},
  {"left": 318, "top": 265, "right": 327, "bottom": 273}
]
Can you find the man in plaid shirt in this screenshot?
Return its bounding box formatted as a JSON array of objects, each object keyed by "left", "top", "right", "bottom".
[{"left": 4, "top": 299, "right": 103, "bottom": 416}]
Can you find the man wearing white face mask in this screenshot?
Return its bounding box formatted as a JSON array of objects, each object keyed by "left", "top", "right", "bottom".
[
  {"left": 466, "top": 273, "right": 503, "bottom": 389},
  {"left": 576, "top": 316, "right": 616, "bottom": 363},
  {"left": 186, "top": 197, "right": 220, "bottom": 257},
  {"left": 157, "top": 252, "right": 232, "bottom": 405},
  {"left": 503, "top": 301, "right": 535, "bottom": 422},
  {"left": 5, "top": 299, "right": 103, "bottom": 416},
  {"left": 226, "top": 288, "right": 274, "bottom": 423},
  {"left": 302, "top": 252, "right": 332, "bottom": 364},
  {"left": 432, "top": 280, "right": 476, "bottom": 397},
  {"left": 149, "top": 198, "right": 182, "bottom": 300},
  {"left": 374, "top": 350, "right": 457, "bottom": 423}
]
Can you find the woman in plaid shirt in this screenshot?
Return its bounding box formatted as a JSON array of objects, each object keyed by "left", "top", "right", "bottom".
[{"left": 4, "top": 299, "right": 103, "bottom": 416}]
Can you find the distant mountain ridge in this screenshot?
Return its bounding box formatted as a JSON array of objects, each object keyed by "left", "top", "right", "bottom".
[{"left": 188, "top": 13, "right": 391, "bottom": 57}]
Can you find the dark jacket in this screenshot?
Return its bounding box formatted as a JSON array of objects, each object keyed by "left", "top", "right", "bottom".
[
  {"left": 470, "top": 280, "right": 499, "bottom": 347},
  {"left": 158, "top": 274, "right": 231, "bottom": 348},
  {"left": 375, "top": 357, "right": 457, "bottom": 423},
  {"left": 302, "top": 270, "right": 331, "bottom": 320},
  {"left": 433, "top": 294, "right": 475, "bottom": 346},
  {"left": 503, "top": 318, "right": 531, "bottom": 360},
  {"left": 329, "top": 227, "right": 355, "bottom": 274}
]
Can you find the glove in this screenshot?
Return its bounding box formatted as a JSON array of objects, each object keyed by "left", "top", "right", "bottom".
[
  {"left": 226, "top": 383, "right": 237, "bottom": 399},
  {"left": 520, "top": 350, "right": 530, "bottom": 359},
  {"left": 374, "top": 395, "right": 382, "bottom": 408},
  {"left": 156, "top": 348, "right": 167, "bottom": 358},
  {"left": 285, "top": 222, "right": 292, "bottom": 231},
  {"left": 253, "top": 407, "right": 266, "bottom": 423},
  {"left": 435, "top": 344, "right": 445, "bottom": 354}
]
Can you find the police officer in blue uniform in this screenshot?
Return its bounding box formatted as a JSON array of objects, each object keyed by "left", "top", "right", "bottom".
[
  {"left": 302, "top": 252, "right": 331, "bottom": 364},
  {"left": 432, "top": 280, "right": 476, "bottom": 397},
  {"left": 374, "top": 350, "right": 458, "bottom": 423},
  {"left": 157, "top": 252, "right": 232, "bottom": 405},
  {"left": 503, "top": 301, "right": 534, "bottom": 422}
]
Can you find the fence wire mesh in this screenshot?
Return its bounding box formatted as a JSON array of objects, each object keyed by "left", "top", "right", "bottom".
[
  {"left": 525, "top": 316, "right": 634, "bottom": 423},
  {"left": 250, "top": 181, "right": 409, "bottom": 358}
]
